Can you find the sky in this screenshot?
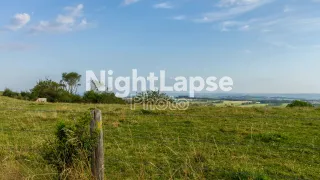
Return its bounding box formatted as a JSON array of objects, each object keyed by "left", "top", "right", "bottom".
[{"left": 1, "top": 0, "right": 320, "bottom": 94}]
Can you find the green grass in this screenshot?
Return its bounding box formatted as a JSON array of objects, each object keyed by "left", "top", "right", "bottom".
[{"left": 0, "top": 96, "right": 319, "bottom": 179}]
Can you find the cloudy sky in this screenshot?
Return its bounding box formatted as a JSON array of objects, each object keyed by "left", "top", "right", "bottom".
[{"left": 1, "top": 0, "right": 320, "bottom": 93}]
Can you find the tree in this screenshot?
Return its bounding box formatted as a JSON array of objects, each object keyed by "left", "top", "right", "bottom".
[
  {"left": 2, "top": 88, "right": 19, "bottom": 98},
  {"left": 20, "top": 91, "right": 34, "bottom": 100},
  {"left": 31, "top": 79, "right": 64, "bottom": 102},
  {"left": 60, "top": 72, "right": 82, "bottom": 94},
  {"left": 287, "top": 100, "right": 313, "bottom": 108}
]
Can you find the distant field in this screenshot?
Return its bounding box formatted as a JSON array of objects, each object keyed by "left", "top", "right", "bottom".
[
  {"left": 0, "top": 96, "right": 319, "bottom": 179},
  {"left": 191, "top": 100, "right": 273, "bottom": 107}
]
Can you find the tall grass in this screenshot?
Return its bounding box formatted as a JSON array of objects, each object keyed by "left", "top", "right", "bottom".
[{"left": 0, "top": 96, "right": 319, "bottom": 179}]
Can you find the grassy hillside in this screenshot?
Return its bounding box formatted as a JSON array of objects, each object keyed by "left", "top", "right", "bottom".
[{"left": 0, "top": 96, "right": 319, "bottom": 179}]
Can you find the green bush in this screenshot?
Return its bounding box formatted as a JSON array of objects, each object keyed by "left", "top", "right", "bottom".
[
  {"left": 20, "top": 91, "right": 36, "bottom": 100},
  {"left": 42, "top": 113, "right": 98, "bottom": 179},
  {"left": 57, "top": 90, "right": 82, "bottom": 103},
  {"left": 31, "top": 79, "right": 64, "bottom": 102},
  {"left": 83, "top": 90, "right": 126, "bottom": 104},
  {"left": 71, "top": 94, "right": 83, "bottom": 103},
  {"left": 3, "top": 73, "right": 126, "bottom": 104},
  {"left": 2, "top": 88, "right": 19, "bottom": 98},
  {"left": 133, "top": 90, "right": 174, "bottom": 104},
  {"left": 287, "top": 100, "right": 313, "bottom": 108},
  {"left": 30, "top": 79, "right": 85, "bottom": 103}
]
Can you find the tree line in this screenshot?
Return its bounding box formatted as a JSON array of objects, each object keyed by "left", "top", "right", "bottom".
[{"left": 2, "top": 72, "right": 126, "bottom": 104}]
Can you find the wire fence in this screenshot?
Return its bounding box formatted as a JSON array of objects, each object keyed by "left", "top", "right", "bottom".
[
  {"left": 0, "top": 107, "right": 319, "bottom": 179},
  {"left": 0, "top": 108, "right": 319, "bottom": 155},
  {"left": 0, "top": 108, "right": 319, "bottom": 133},
  {"left": 1, "top": 107, "right": 320, "bottom": 120}
]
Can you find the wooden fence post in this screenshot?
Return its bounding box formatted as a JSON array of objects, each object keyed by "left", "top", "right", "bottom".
[{"left": 90, "top": 109, "right": 104, "bottom": 180}]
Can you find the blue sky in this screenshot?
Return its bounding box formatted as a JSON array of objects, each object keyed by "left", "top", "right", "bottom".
[{"left": 1, "top": 0, "right": 320, "bottom": 93}]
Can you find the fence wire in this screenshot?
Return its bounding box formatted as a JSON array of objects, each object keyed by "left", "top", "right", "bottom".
[
  {"left": 0, "top": 108, "right": 319, "bottom": 153},
  {"left": 0, "top": 108, "right": 320, "bottom": 120}
]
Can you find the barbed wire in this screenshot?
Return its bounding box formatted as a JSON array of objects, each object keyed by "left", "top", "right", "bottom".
[
  {"left": 0, "top": 128, "right": 52, "bottom": 133},
  {"left": 0, "top": 108, "right": 84, "bottom": 113},
  {"left": 1, "top": 130, "right": 319, "bottom": 151},
  {"left": 0, "top": 108, "right": 319, "bottom": 155},
  {"left": 0, "top": 108, "right": 319, "bottom": 120},
  {"left": 116, "top": 113, "right": 320, "bottom": 120},
  {"left": 0, "top": 108, "right": 317, "bottom": 179},
  {"left": 0, "top": 146, "right": 39, "bottom": 152},
  {"left": 106, "top": 134, "right": 320, "bottom": 150}
]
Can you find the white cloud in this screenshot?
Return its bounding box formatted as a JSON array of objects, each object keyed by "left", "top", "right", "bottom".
[
  {"left": 195, "top": 0, "right": 273, "bottom": 23},
  {"left": 239, "top": 24, "right": 250, "bottom": 30},
  {"left": 30, "top": 4, "right": 89, "bottom": 33},
  {"left": 218, "top": 0, "right": 262, "bottom": 7},
  {"left": 221, "top": 21, "right": 244, "bottom": 31},
  {"left": 123, "top": 0, "right": 140, "bottom": 6},
  {"left": 153, "top": 2, "right": 174, "bottom": 9},
  {"left": 6, "top": 13, "right": 31, "bottom": 31},
  {"left": 78, "top": 19, "right": 88, "bottom": 29},
  {"left": 219, "top": 15, "right": 320, "bottom": 33},
  {"left": 266, "top": 41, "right": 297, "bottom": 49},
  {"left": 219, "top": 14, "right": 320, "bottom": 49},
  {"left": 172, "top": 15, "right": 186, "bottom": 20}
]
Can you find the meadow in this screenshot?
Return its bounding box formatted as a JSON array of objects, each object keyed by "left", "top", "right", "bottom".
[{"left": 0, "top": 95, "right": 319, "bottom": 179}]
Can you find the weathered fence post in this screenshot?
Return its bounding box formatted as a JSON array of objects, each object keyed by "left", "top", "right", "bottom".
[{"left": 90, "top": 109, "right": 104, "bottom": 180}]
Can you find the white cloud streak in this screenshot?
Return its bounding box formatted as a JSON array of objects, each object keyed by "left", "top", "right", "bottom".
[
  {"left": 30, "top": 4, "right": 89, "bottom": 34},
  {"left": 194, "top": 0, "right": 273, "bottom": 23},
  {"left": 172, "top": 15, "right": 186, "bottom": 20},
  {"left": 220, "top": 15, "right": 320, "bottom": 33},
  {"left": 153, "top": 2, "right": 174, "bottom": 9},
  {"left": 218, "top": 0, "right": 262, "bottom": 7},
  {"left": 5, "top": 13, "right": 31, "bottom": 31},
  {"left": 123, "top": 0, "right": 140, "bottom": 6}
]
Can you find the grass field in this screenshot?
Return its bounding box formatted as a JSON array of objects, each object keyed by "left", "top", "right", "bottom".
[{"left": 0, "top": 96, "right": 319, "bottom": 179}]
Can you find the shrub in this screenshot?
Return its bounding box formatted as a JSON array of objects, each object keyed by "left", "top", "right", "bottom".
[
  {"left": 287, "top": 100, "right": 313, "bottom": 108},
  {"left": 3, "top": 78, "right": 126, "bottom": 104},
  {"left": 2, "top": 88, "right": 19, "bottom": 98},
  {"left": 31, "top": 79, "right": 63, "bottom": 102},
  {"left": 20, "top": 91, "right": 35, "bottom": 100},
  {"left": 71, "top": 94, "right": 83, "bottom": 103},
  {"left": 31, "top": 79, "right": 84, "bottom": 103},
  {"left": 83, "top": 91, "right": 126, "bottom": 104},
  {"left": 133, "top": 91, "right": 174, "bottom": 104},
  {"left": 57, "top": 90, "right": 82, "bottom": 103},
  {"left": 42, "top": 113, "right": 98, "bottom": 179}
]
